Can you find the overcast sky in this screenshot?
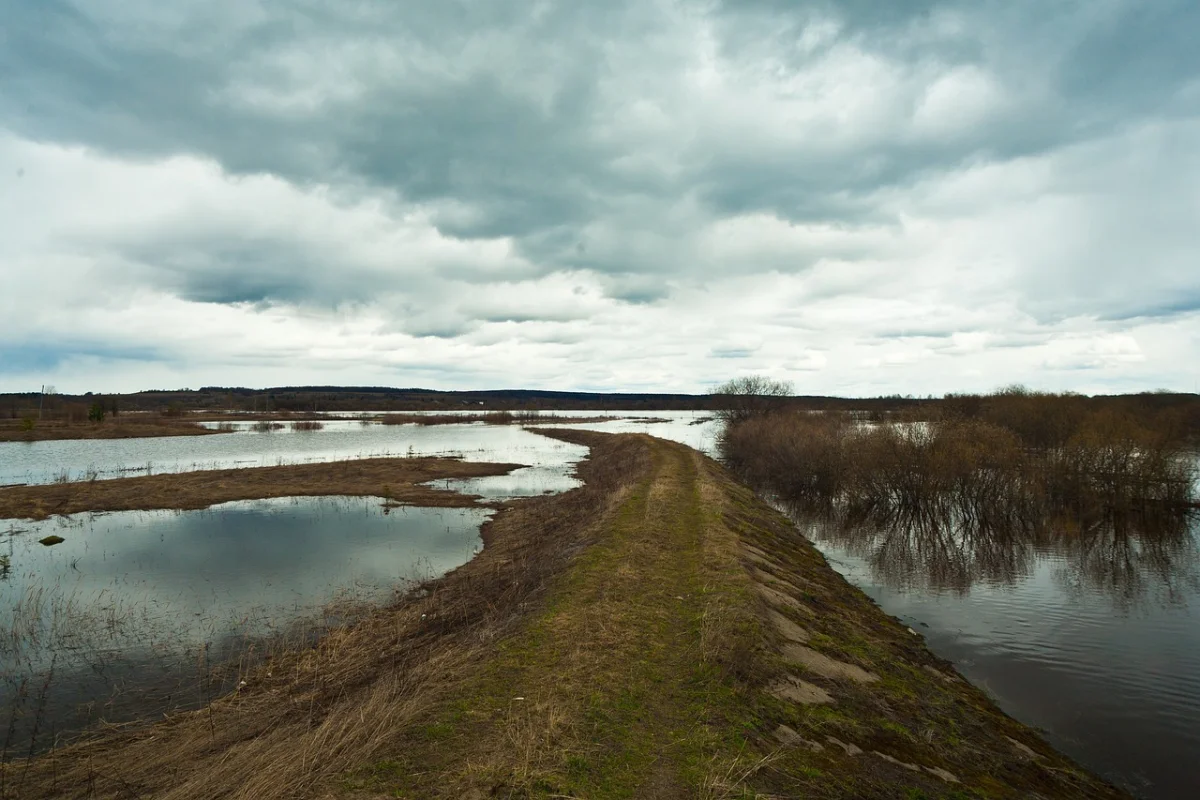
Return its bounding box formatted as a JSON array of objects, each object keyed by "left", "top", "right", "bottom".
[{"left": 2, "top": 0, "right": 1198, "bottom": 395}]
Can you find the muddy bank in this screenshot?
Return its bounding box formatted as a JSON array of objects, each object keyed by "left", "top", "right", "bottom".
[
  {"left": 1, "top": 433, "right": 1128, "bottom": 799},
  {"left": 0, "top": 457, "right": 521, "bottom": 520}
]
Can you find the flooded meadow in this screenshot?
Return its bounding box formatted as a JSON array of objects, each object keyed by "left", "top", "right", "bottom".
[{"left": 2, "top": 408, "right": 1197, "bottom": 798}]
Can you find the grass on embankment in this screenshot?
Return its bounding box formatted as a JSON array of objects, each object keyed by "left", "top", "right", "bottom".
[
  {"left": 0, "top": 457, "right": 520, "bottom": 520},
  {"left": 1, "top": 433, "right": 1129, "bottom": 799}
]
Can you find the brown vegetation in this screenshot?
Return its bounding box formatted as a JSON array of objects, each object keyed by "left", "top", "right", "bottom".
[
  {"left": 721, "top": 392, "right": 1198, "bottom": 521},
  {"left": 2, "top": 433, "right": 1128, "bottom": 799},
  {"left": 0, "top": 417, "right": 226, "bottom": 443},
  {"left": 0, "top": 457, "right": 522, "bottom": 520},
  {"left": 0, "top": 432, "right": 651, "bottom": 799},
  {"left": 376, "top": 410, "right": 615, "bottom": 426}
]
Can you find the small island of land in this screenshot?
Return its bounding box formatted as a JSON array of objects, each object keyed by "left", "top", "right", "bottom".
[
  {"left": 0, "top": 417, "right": 232, "bottom": 443},
  {"left": 0, "top": 456, "right": 521, "bottom": 520}
]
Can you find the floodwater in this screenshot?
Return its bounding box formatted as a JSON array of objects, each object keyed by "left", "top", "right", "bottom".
[
  {"left": 796, "top": 509, "right": 1200, "bottom": 800},
  {"left": 2, "top": 412, "right": 1196, "bottom": 796},
  {"left": 0, "top": 411, "right": 719, "bottom": 492},
  {"left": 0, "top": 411, "right": 719, "bottom": 755},
  {"left": 0, "top": 497, "right": 490, "bottom": 754}
]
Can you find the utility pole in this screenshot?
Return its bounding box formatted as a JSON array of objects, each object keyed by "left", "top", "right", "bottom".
[{"left": 39, "top": 385, "right": 56, "bottom": 420}]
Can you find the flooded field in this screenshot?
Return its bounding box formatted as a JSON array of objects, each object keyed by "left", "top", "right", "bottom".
[
  {"left": 0, "top": 412, "right": 718, "bottom": 756},
  {"left": 798, "top": 509, "right": 1200, "bottom": 799},
  {"left": 1, "top": 498, "right": 490, "bottom": 754},
  {"left": 5, "top": 410, "right": 1194, "bottom": 797},
  {"left": 0, "top": 411, "right": 718, "bottom": 492}
]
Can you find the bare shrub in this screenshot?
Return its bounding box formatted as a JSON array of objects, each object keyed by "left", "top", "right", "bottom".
[
  {"left": 710, "top": 376, "right": 793, "bottom": 425},
  {"left": 720, "top": 404, "right": 1195, "bottom": 523}
]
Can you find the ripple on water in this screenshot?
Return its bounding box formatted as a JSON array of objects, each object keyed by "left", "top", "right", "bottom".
[{"left": 803, "top": 512, "right": 1200, "bottom": 800}]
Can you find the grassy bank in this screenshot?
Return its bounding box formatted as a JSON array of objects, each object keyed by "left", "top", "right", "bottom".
[
  {"left": 0, "top": 457, "right": 520, "bottom": 520},
  {"left": 1, "top": 433, "right": 1127, "bottom": 799}
]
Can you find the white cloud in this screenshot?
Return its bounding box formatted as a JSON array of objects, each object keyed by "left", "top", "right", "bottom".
[{"left": 1, "top": 0, "right": 1199, "bottom": 395}]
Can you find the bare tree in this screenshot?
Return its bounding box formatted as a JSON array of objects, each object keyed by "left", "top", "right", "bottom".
[{"left": 710, "top": 375, "right": 793, "bottom": 424}]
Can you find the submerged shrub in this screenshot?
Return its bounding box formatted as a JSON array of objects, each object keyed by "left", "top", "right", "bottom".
[
  {"left": 1042, "top": 410, "right": 1195, "bottom": 512},
  {"left": 719, "top": 404, "right": 1196, "bottom": 524}
]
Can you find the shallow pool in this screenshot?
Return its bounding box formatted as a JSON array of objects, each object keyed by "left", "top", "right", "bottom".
[{"left": 0, "top": 497, "right": 490, "bottom": 754}]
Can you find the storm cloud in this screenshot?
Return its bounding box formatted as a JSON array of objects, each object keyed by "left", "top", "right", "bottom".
[{"left": 2, "top": 0, "right": 1198, "bottom": 393}]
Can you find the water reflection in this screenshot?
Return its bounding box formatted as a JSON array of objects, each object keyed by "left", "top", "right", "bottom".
[
  {"left": 0, "top": 411, "right": 718, "bottom": 489},
  {"left": 801, "top": 505, "right": 1200, "bottom": 609},
  {"left": 1051, "top": 513, "right": 1200, "bottom": 609},
  {"left": 1, "top": 498, "right": 490, "bottom": 754}
]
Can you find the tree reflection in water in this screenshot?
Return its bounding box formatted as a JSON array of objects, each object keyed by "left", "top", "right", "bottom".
[{"left": 795, "top": 502, "right": 1200, "bottom": 609}]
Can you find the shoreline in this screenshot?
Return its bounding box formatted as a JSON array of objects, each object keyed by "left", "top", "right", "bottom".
[{"left": 1, "top": 432, "right": 1129, "bottom": 799}]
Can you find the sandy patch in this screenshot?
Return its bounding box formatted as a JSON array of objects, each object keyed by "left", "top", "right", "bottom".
[
  {"left": 781, "top": 644, "right": 879, "bottom": 683},
  {"left": 768, "top": 677, "right": 834, "bottom": 705},
  {"left": 774, "top": 725, "right": 825, "bottom": 752},
  {"left": 1005, "top": 736, "right": 1041, "bottom": 760},
  {"left": 922, "top": 665, "right": 955, "bottom": 683},
  {"left": 767, "top": 609, "right": 810, "bottom": 643},
  {"left": 826, "top": 737, "right": 863, "bottom": 757},
  {"left": 754, "top": 583, "right": 813, "bottom": 616}
]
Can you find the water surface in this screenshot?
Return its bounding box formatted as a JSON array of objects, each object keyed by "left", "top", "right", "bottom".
[
  {"left": 796, "top": 509, "right": 1200, "bottom": 799},
  {"left": 1, "top": 498, "right": 490, "bottom": 753},
  {"left": 0, "top": 411, "right": 719, "bottom": 491}
]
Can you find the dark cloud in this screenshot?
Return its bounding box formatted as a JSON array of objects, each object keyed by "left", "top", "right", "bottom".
[
  {"left": 0, "top": 342, "right": 164, "bottom": 372},
  {"left": 1, "top": 0, "right": 1197, "bottom": 393},
  {"left": 116, "top": 236, "right": 363, "bottom": 305}
]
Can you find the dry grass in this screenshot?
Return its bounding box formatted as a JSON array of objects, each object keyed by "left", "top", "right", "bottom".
[
  {"left": 2, "top": 433, "right": 1133, "bottom": 799},
  {"left": 376, "top": 410, "right": 615, "bottom": 426},
  {"left": 0, "top": 418, "right": 225, "bottom": 443},
  {"left": 0, "top": 457, "right": 522, "bottom": 520},
  {"left": 0, "top": 433, "right": 652, "bottom": 800}
]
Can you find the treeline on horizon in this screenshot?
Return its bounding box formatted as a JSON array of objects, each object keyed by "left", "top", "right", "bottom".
[
  {"left": 3, "top": 383, "right": 1199, "bottom": 421},
  {"left": 719, "top": 387, "right": 1200, "bottom": 538}
]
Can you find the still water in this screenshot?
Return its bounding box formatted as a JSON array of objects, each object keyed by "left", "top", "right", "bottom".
[
  {"left": 0, "top": 411, "right": 718, "bottom": 492},
  {"left": 0, "top": 498, "right": 490, "bottom": 753},
  {"left": 797, "top": 509, "right": 1200, "bottom": 799},
  {"left": 8, "top": 413, "right": 1192, "bottom": 796},
  {"left": 0, "top": 419, "right": 590, "bottom": 495},
  {"left": 0, "top": 412, "right": 719, "bottom": 754}
]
